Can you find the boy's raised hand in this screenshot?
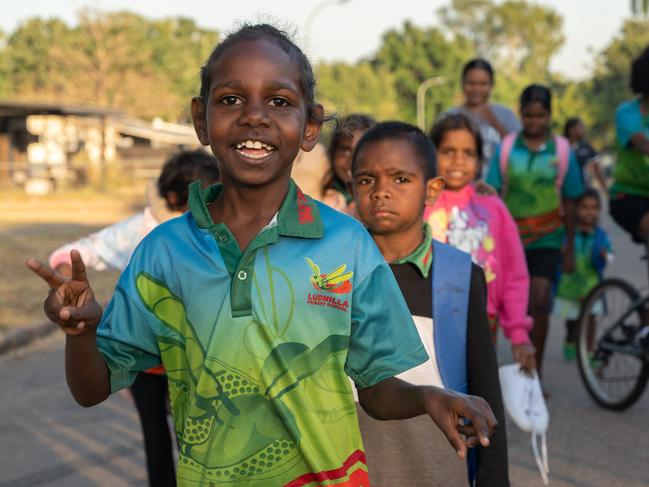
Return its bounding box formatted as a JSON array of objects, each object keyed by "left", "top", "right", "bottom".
[
  {"left": 422, "top": 387, "right": 497, "bottom": 459},
  {"left": 25, "top": 250, "right": 102, "bottom": 335}
]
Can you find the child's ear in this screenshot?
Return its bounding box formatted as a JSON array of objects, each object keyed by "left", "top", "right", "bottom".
[
  {"left": 166, "top": 191, "right": 179, "bottom": 211},
  {"left": 425, "top": 177, "right": 445, "bottom": 206},
  {"left": 191, "top": 97, "right": 209, "bottom": 146},
  {"left": 301, "top": 104, "right": 324, "bottom": 152}
]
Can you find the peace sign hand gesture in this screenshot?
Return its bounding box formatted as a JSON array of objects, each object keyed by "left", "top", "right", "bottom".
[{"left": 25, "top": 250, "right": 103, "bottom": 335}]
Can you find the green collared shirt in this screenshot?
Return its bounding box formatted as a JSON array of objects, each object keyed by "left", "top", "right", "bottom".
[
  {"left": 392, "top": 224, "right": 434, "bottom": 278},
  {"left": 96, "top": 178, "right": 428, "bottom": 486},
  {"left": 188, "top": 179, "right": 324, "bottom": 317},
  {"left": 486, "top": 134, "right": 584, "bottom": 249}
]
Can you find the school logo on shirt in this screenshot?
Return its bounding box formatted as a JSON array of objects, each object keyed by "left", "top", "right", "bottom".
[{"left": 305, "top": 257, "right": 352, "bottom": 311}]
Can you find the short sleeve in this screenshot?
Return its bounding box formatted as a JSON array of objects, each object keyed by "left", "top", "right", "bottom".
[
  {"left": 616, "top": 101, "right": 644, "bottom": 149},
  {"left": 496, "top": 105, "right": 522, "bottom": 134},
  {"left": 485, "top": 145, "right": 503, "bottom": 191},
  {"left": 561, "top": 150, "right": 585, "bottom": 199},
  {"left": 96, "top": 261, "right": 162, "bottom": 393},
  {"left": 345, "top": 262, "right": 429, "bottom": 389}
]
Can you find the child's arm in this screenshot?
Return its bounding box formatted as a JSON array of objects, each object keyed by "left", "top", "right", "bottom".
[
  {"left": 496, "top": 200, "right": 535, "bottom": 371},
  {"left": 466, "top": 264, "right": 510, "bottom": 486},
  {"left": 629, "top": 132, "right": 649, "bottom": 155},
  {"left": 26, "top": 251, "right": 110, "bottom": 406},
  {"left": 357, "top": 378, "right": 497, "bottom": 459},
  {"left": 484, "top": 147, "right": 503, "bottom": 192},
  {"left": 562, "top": 151, "right": 586, "bottom": 273},
  {"left": 49, "top": 212, "right": 149, "bottom": 275}
]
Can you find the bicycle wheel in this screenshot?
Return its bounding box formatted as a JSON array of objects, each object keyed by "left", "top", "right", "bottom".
[{"left": 576, "top": 278, "right": 649, "bottom": 410}]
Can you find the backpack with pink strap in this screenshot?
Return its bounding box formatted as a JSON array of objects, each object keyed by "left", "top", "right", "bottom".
[{"left": 498, "top": 132, "right": 571, "bottom": 215}]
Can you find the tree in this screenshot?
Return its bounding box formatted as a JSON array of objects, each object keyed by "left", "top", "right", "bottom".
[
  {"left": 585, "top": 19, "right": 649, "bottom": 145},
  {"left": 632, "top": 0, "right": 649, "bottom": 17},
  {"left": 439, "top": 0, "right": 564, "bottom": 83},
  {"left": 0, "top": 10, "right": 219, "bottom": 121},
  {"left": 315, "top": 62, "right": 400, "bottom": 121},
  {"left": 371, "top": 21, "right": 473, "bottom": 127},
  {"left": 0, "top": 18, "right": 71, "bottom": 99}
]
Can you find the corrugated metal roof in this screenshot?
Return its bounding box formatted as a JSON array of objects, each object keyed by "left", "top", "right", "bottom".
[
  {"left": 0, "top": 100, "right": 122, "bottom": 117},
  {"left": 0, "top": 100, "right": 200, "bottom": 146}
]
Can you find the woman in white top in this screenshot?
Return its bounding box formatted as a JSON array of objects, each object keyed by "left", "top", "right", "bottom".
[{"left": 447, "top": 58, "right": 522, "bottom": 167}]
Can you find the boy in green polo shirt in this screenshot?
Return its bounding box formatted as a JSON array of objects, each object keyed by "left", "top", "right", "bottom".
[{"left": 26, "top": 24, "right": 496, "bottom": 487}]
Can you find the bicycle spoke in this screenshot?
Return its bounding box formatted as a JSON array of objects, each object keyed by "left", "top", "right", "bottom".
[{"left": 577, "top": 279, "right": 649, "bottom": 410}]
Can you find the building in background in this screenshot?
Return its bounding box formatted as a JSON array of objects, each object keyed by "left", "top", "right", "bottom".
[{"left": 0, "top": 101, "right": 202, "bottom": 193}]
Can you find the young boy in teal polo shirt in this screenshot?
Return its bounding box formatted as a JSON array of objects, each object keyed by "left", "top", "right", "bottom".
[{"left": 26, "top": 24, "right": 496, "bottom": 487}]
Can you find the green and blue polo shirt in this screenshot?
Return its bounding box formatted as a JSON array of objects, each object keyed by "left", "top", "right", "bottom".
[
  {"left": 96, "top": 179, "right": 428, "bottom": 486},
  {"left": 486, "top": 134, "right": 584, "bottom": 250},
  {"left": 611, "top": 99, "right": 649, "bottom": 198}
]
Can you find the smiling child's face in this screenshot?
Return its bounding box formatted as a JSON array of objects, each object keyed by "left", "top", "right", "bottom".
[
  {"left": 191, "top": 39, "right": 322, "bottom": 188},
  {"left": 353, "top": 139, "right": 443, "bottom": 235},
  {"left": 436, "top": 129, "right": 480, "bottom": 191}
]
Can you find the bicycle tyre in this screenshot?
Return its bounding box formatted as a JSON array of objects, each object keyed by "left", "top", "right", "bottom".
[{"left": 576, "top": 278, "right": 649, "bottom": 410}]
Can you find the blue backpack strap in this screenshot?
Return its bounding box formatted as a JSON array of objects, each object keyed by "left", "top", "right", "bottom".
[
  {"left": 591, "top": 227, "right": 608, "bottom": 279},
  {"left": 431, "top": 240, "right": 472, "bottom": 394}
]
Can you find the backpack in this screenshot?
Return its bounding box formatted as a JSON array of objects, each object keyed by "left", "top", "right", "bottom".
[
  {"left": 431, "top": 240, "right": 475, "bottom": 485},
  {"left": 432, "top": 240, "right": 472, "bottom": 393},
  {"left": 498, "top": 132, "right": 571, "bottom": 213}
]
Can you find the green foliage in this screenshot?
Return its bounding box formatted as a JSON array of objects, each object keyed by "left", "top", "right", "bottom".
[
  {"left": 371, "top": 21, "right": 473, "bottom": 127},
  {"left": 585, "top": 19, "right": 649, "bottom": 146},
  {"left": 439, "top": 0, "right": 564, "bottom": 83},
  {"left": 0, "top": 9, "right": 218, "bottom": 121},
  {"left": 0, "top": 1, "right": 642, "bottom": 145},
  {"left": 315, "top": 62, "right": 400, "bottom": 121},
  {"left": 549, "top": 78, "right": 593, "bottom": 136},
  {"left": 632, "top": 0, "right": 649, "bottom": 16}
]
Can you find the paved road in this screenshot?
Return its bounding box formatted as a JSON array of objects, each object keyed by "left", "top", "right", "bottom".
[{"left": 1, "top": 213, "right": 648, "bottom": 486}]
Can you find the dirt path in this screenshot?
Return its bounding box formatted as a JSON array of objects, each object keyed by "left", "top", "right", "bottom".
[{"left": 0, "top": 188, "right": 145, "bottom": 330}]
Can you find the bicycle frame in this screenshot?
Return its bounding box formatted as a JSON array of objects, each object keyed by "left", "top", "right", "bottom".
[{"left": 596, "top": 293, "right": 649, "bottom": 360}]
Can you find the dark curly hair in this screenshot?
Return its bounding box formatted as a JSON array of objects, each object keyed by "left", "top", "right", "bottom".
[
  {"left": 430, "top": 113, "right": 485, "bottom": 166},
  {"left": 462, "top": 58, "right": 495, "bottom": 84},
  {"left": 631, "top": 45, "right": 649, "bottom": 96},
  {"left": 198, "top": 23, "right": 322, "bottom": 122},
  {"left": 158, "top": 149, "right": 220, "bottom": 211},
  {"left": 322, "top": 114, "right": 376, "bottom": 193},
  {"left": 520, "top": 84, "right": 552, "bottom": 112},
  {"left": 352, "top": 121, "right": 437, "bottom": 180}
]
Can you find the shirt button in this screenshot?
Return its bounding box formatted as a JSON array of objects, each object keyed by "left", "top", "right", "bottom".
[
  {"left": 217, "top": 233, "right": 228, "bottom": 242},
  {"left": 237, "top": 270, "right": 248, "bottom": 281}
]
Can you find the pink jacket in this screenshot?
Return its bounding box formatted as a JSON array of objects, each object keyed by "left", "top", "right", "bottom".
[{"left": 424, "top": 184, "right": 532, "bottom": 345}]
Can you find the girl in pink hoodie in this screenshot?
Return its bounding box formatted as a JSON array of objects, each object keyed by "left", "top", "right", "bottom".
[{"left": 425, "top": 113, "right": 536, "bottom": 371}]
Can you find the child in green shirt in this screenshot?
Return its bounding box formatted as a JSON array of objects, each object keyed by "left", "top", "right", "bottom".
[{"left": 26, "top": 23, "right": 497, "bottom": 487}]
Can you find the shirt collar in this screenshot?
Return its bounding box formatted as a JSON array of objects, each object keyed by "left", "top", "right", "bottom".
[
  {"left": 514, "top": 133, "right": 556, "bottom": 153},
  {"left": 188, "top": 178, "right": 323, "bottom": 239},
  {"left": 391, "top": 223, "right": 434, "bottom": 278}
]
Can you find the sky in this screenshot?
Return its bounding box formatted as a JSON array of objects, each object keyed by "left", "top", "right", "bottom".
[{"left": 0, "top": 0, "right": 633, "bottom": 80}]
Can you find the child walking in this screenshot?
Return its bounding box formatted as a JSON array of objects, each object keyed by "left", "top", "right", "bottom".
[
  {"left": 554, "top": 189, "right": 612, "bottom": 360},
  {"left": 27, "top": 24, "right": 496, "bottom": 487},
  {"left": 321, "top": 114, "right": 376, "bottom": 213},
  {"left": 563, "top": 118, "right": 607, "bottom": 191},
  {"left": 486, "top": 84, "right": 584, "bottom": 378},
  {"left": 48, "top": 149, "right": 220, "bottom": 487},
  {"left": 352, "top": 121, "right": 508, "bottom": 486},
  {"left": 425, "top": 113, "right": 535, "bottom": 372}
]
